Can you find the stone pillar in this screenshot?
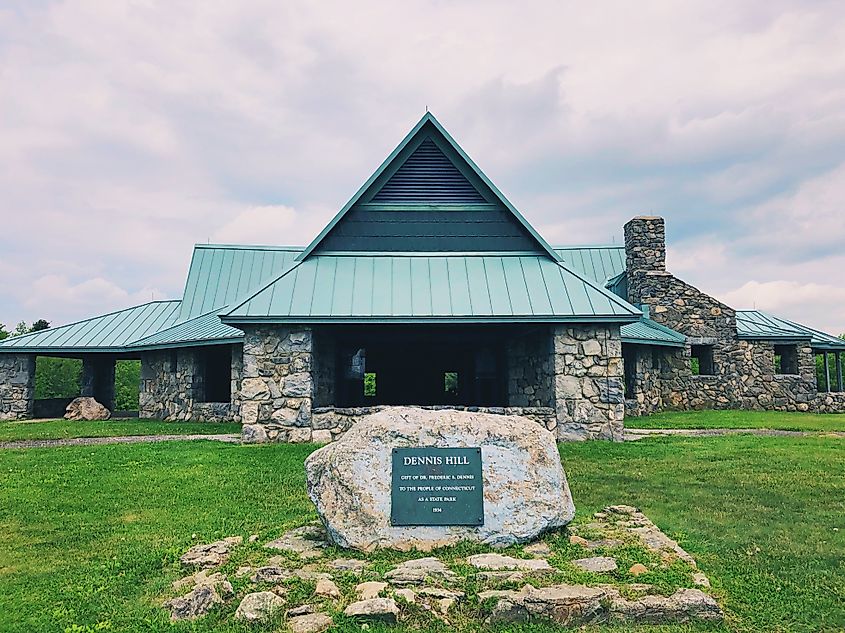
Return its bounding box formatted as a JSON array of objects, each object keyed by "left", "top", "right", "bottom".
[
  {"left": 240, "top": 326, "right": 313, "bottom": 443},
  {"left": 0, "top": 353, "right": 35, "bottom": 420},
  {"left": 81, "top": 356, "right": 116, "bottom": 410},
  {"left": 506, "top": 327, "right": 555, "bottom": 408},
  {"left": 553, "top": 325, "right": 624, "bottom": 441}
]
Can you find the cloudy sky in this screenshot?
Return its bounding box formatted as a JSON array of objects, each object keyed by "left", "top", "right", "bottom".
[{"left": 1, "top": 1, "right": 844, "bottom": 333}]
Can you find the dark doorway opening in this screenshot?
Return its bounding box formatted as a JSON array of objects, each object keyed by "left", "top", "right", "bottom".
[
  {"left": 332, "top": 326, "right": 509, "bottom": 407},
  {"left": 200, "top": 346, "right": 232, "bottom": 403}
]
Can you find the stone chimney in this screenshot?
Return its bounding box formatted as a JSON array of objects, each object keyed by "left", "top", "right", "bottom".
[{"left": 624, "top": 216, "right": 666, "bottom": 275}]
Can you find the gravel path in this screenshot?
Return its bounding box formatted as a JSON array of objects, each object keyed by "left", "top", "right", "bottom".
[
  {"left": 624, "top": 428, "right": 845, "bottom": 440},
  {"left": 0, "top": 433, "right": 241, "bottom": 450}
]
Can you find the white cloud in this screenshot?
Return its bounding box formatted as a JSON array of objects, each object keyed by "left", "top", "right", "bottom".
[{"left": 0, "top": 0, "right": 844, "bottom": 334}]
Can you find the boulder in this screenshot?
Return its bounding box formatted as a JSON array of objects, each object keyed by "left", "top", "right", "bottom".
[
  {"left": 305, "top": 406, "right": 574, "bottom": 551},
  {"left": 64, "top": 397, "right": 110, "bottom": 421}
]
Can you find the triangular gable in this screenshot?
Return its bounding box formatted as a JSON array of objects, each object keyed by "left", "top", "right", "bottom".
[{"left": 298, "top": 113, "right": 561, "bottom": 260}]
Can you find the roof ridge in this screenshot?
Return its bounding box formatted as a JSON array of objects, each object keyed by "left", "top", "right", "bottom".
[{"left": 194, "top": 243, "right": 304, "bottom": 251}]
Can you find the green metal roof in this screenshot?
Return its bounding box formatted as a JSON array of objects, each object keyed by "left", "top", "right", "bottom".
[
  {"left": 130, "top": 310, "right": 244, "bottom": 350},
  {"left": 554, "top": 245, "right": 626, "bottom": 284},
  {"left": 621, "top": 317, "right": 686, "bottom": 347},
  {"left": 222, "top": 254, "right": 640, "bottom": 323},
  {"left": 179, "top": 244, "right": 300, "bottom": 320},
  {"left": 737, "top": 310, "right": 845, "bottom": 350},
  {"left": 0, "top": 301, "right": 181, "bottom": 353}
]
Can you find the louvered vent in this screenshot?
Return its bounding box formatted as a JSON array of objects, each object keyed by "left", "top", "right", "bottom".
[{"left": 372, "top": 138, "right": 486, "bottom": 202}]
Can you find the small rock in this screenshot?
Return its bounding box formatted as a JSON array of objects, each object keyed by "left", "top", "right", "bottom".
[
  {"left": 468, "top": 553, "right": 552, "bottom": 572},
  {"left": 272, "top": 586, "right": 290, "bottom": 598},
  {"left": 572, "top": 556, "right": 618, "bottom": 573},
  {"left": 252, "top": 566, "right": 292, "bottom": 584},
  {"left": 629, "top": 563, "right": 649, "bottom": 576},
  {"left": 356, "top": 581, "right": 388, "bottom": 600},
  {"left": 394, "top": 588, "right": 416, "bottom": 604},
  {"left": 417, "top": 587, "right": 464, "bottom": 599},
  {"left": 384, "top": 557, "right": 457, "bottom": 585},
  {"left": 164, "top": 573, "right": 233, "bottom": 621},
  {"left": 235, "top": 591, "right": 285, "bottom": 623},
  {"left": 165, "top": 584, "right": 226, "bottom": 621},
  {"left": 609, "top": 588, "right": 723, "bottom": 623},
  {"left": 287, "top": 604, "right": 316, "bottom": 617},
  {"left": 692, "top": 572, "right": 711, "bottom": 588},
  {"left": 315, "top": 578, "right": 341, "bottom": 599},
  {"left": 524, "top": 542, "right": 553, "bottom": 557},
  {"left": 476, "top": 570, "right": 527, "bottom": 583},
  {"left": 288, "top": 612, "right": 333, "bottom": 633},
  {"left": 569, "top": 535, "right": 590, "bottom": 547},
  {"left": 249, "top": 534, "right": 260, "bottom": 543},
  {"left": 266, "top": 525, "right": 329, "bottom": 560},
  {"left": 312, "top": 429, "right": 333, "bottom": 444},
  {"left": 329, "top": 558, "right": 367, "bottom": 574},
  {"left": 343, "top": 598, "right": 399, "bottom": 623},
  {"left": 235, "top": 566, "right": 253, "bottom": 578},
  {"left": 606, "top": 505, "right": 639, "bottom": 515},
  {"left": 438, "top": 598, "right": 455, "bottom": 614},
  {"left": 179, "top": 536, "right": 243, "bottom": 569}
]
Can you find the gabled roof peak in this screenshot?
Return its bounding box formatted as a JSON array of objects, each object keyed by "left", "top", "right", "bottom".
[{"left": 297, "top": 113, "right": 562, "bottom": 262}]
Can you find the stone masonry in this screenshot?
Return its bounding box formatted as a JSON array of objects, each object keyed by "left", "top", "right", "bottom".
[
  {"left": 506, "top": 328, "right": 555, "bottom": 408},
  {"left": 553, "top": 324, "right": 624, "bottom": 441},
  {"left": 623, "top": 216, "right": 843, "bottom": 416},
  {"left": 239, "top": 326, "right": 314, "bottom": 443},
  {"left": 139, "top": 345, "right": 242, "bottom": 422},
  {"left": 0, "top": 354, "right": 35, "bottom": 421}
]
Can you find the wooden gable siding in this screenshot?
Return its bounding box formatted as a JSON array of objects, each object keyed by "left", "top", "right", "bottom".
[{"left": 314, "top": 202, "right": 542, "bottom": 252}]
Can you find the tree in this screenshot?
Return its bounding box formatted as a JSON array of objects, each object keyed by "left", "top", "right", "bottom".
[
  {"left": 13, "top": 321, "right": 28, "bottom": 336},
  {"left": 30, "top": 319, "right": 50, "bottom": 331},
  {"left": 0, "top": 323, "right": 8, "bottom": 341}
]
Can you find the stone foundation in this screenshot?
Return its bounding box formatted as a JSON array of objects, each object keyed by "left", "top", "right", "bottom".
[{"left": 0, "top": 354, "right": 35, "bottom": 420}]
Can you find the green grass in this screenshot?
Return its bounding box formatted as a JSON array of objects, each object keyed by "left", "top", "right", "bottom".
[
  {"left": 1, "top": 435, "right": 843, "bottom": 632},
  {"left": 0, "top": 419, "right": 241, "bottom": 442},
  {"left": 625, "top": 409, "right": 845, "bottom": 432}
]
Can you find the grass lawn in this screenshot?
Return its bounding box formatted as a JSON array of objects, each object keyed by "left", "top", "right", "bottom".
[
  {"left": 625, "top": 409, "right": 845, "bottom": 432},
  {"left": 0, "top": 419, "right": 241, "bottom": 442},
  {"left": 1, "top": 435, "right": 844, "bottom": 632}
]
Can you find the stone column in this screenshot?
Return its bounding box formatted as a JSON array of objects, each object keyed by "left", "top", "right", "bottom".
[
  {"left": 240, "top": 326, "right": 313, "bottom": 443},
  {"left": 0, "top": 353, "right": 35, "bottom": 420},
  {"left": 81, "top": 356, "right": 116, "bottom": 410},
  {"left": 553, "top": 325, "right": 624, "bottom": 441}
]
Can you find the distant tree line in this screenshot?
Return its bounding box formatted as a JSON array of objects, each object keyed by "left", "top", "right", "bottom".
[{"left": 0, "top": 320, "right": 140, "bottom": 410}]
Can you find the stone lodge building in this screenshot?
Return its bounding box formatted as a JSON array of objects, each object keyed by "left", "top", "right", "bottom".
[{"left": 2, "top": 113, "right": 844, "bottom": 441}]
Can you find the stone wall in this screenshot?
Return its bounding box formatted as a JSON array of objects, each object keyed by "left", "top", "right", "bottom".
[
  {"left": 239, "top": 326, "right": 314, "bottom": 443},
  {"left": 506, "top": 328, "right": 554, "bottom": 407},
  {"left": 312, "top": 330, "right": 336, "bottom": 408},
  {"left": 0, "top": 354, "right": 35, "bottom": 420},
  {"left": 622, "top": 344, "right": 687, "bottom": 417},
  {"left": 553, "top": 324, "right": 624, "bottom": 441},
  {"left": 139, "top": 345, "right": 240, "bottom": 422}
]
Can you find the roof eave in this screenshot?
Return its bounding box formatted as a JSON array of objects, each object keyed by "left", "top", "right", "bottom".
[{"left": 221, "top": 314, "right": 641, "bottom": 325}]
